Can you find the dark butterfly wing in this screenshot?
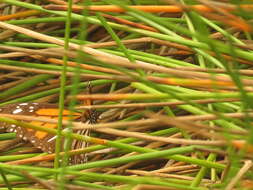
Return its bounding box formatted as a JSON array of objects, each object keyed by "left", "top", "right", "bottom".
[
  {"left": 70, "top": 109, "right": 98, "bottom": 164},
  {"left": 0, "top": 102, "right": 97, "bottom": 164},
  {"left": 0, "top": 103, "right": 62, "bottom": 153}
]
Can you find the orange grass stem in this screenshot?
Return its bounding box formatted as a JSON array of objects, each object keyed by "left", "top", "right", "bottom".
[
  {"left": 44, "top": 57, "right": 122, "bottom": 75},
  {"left": 0, "top": 10, "right": 41, "bottom": 21},
  {"left": 6, "top": 148, "right": 91, "bottom": 165},
  {"left": 232, "top": 140, "right": 253, "bottom": 153},
  {"left": 74, "top": 93, "right": 202, "bottom": 101},
  {"left": 44, "top": 4, "right": 253, "bottom": 13},
  {"left": 147, "top": 76, "right": 234, "bottom": 88},
  {"left": 101, "top": 13, "right": 158, "bottom": 32}
]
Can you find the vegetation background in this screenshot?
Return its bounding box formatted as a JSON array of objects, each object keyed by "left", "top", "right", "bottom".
[{"left": 1, "top": 0, "right": 253, "bottom": 189}]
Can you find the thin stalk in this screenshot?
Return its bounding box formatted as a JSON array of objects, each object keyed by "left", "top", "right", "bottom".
[
  {"left": 0, "top": 154, "right": 40, "bottom": 162},
  {"left": 0, "top": 133, "right": 16, "bottom": 140},
  {"left": 191, "top": 153, "right": 217, "bottom": 187},
  {"left": 0, "top": 74, "right": 53, "bottom": 99},
  {"left": 55, "top": 2, "right": 72, "bottom": 187}
]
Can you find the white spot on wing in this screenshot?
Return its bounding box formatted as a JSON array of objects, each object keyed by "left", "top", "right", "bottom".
[
  {"left": 19, "top": 103, "right": 28, "bottom": 105},
  {"left": 47, "top": 136, "right": 57, "bottom": 143},
  {"left": 12, "top": 108, "right": 23, "bottom": 114}
]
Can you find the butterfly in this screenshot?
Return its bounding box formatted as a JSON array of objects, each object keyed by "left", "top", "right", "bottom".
[{"left": 0, "top": 102, "right": 97, "bottom": 164}]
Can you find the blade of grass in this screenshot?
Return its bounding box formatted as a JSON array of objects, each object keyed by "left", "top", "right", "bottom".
[
  {"left": 0, "top": 74, "right": 53, "bottom": 99},
  {"left": 0, "top": 168, "right": 12, "bottom": 190},
  {"left": 54, "top": 0, "right": 73, "bottom": 173}
]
